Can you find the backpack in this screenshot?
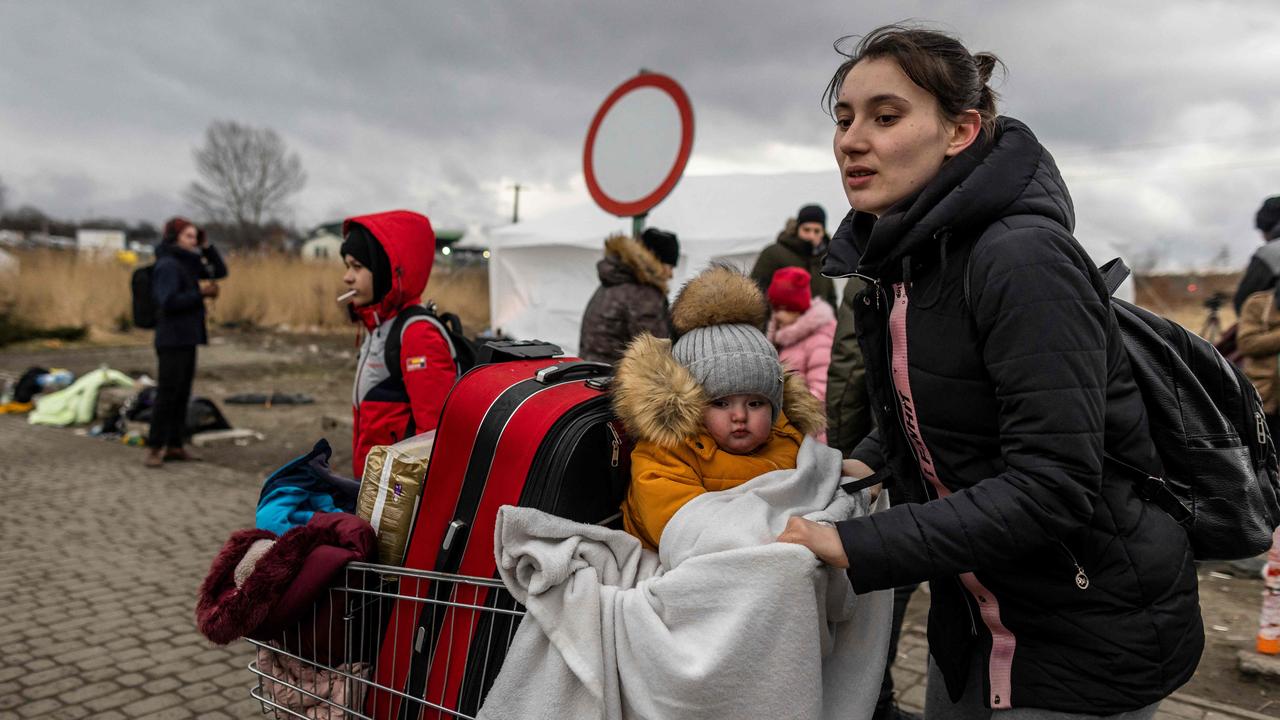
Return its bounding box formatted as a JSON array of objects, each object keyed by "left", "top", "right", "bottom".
[
  {"left": 385, "top": 302, "right": 478, "bottom": 381},
  {"left": 131, "top": 264, "right": 157, "bottom": 329},
  {"left": 967, "top": 249, "right": 1280, "bottom": 560}
]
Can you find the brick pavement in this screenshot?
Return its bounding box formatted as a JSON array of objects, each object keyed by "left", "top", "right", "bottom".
[
  {"left": 0, "top": 417, "right": 262, "bottom": 718},
  {"left": 0, "top": 413, "right": 1273, "bottom": 719}
]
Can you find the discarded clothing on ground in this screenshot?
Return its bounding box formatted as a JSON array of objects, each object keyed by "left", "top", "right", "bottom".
[
  {"left": 226, "top": 392, "right": 315, "bottom": 406},
  {"left": 257, "top": 439, "right": 360, "bottom": 536},
  {"left": 126, "top": 386, "right": 232, "bottom": 437},
  {"left": 255, "top": 644, "right": 368, "bottom": 720},
  {"left": 12, "top": 366, "right": 48, "bottom": 403},
  {"left": 28, "top": 367, "right": 135, "bottom": 427},
  {"left": 196, "top": 511, "right": 377, "bottom": 663},
  {"left": 479, "top": 437, "right": 891, "bottom": 720}
]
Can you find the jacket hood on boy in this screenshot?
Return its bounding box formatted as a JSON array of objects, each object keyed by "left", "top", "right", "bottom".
[
  {"left": 598, "top": 233, "right": 669, "bottom": 293},
  {"left": 343, "top": 210, "right": 435, "bottom": 329}
]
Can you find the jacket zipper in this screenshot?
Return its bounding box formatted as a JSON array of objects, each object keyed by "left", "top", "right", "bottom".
[
  {"left": 859, "top": 272, "right": 980, "bottom": 636},
  {"left": 1058, "top": 542, "right": 1090, "bottom": 590}
]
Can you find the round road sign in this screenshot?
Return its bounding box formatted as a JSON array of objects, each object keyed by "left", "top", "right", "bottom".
[{"left": 583, "top": 73, "right": 694, "bottom": 218}]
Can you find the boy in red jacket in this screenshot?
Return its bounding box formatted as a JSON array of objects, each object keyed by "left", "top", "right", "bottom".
[{"left": 341, "top": 210, "right": 455, "bottom": 477}]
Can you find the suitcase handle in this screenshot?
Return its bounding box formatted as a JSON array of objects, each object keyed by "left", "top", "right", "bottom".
[{"left": 535, "top": 361, "right": 612, "bottom": 385}]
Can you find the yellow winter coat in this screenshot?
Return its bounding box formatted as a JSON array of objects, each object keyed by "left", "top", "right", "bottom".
[{"left": 621, "top": 415, "right": 806, "bottom": 550}]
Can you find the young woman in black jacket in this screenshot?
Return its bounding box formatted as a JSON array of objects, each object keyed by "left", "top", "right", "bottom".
[
  {"left": 145, "top": 217, "right": 227, "bottom": 468},
  {"left": 778, "top": 25, "right": 1202, "bottom": 717}
]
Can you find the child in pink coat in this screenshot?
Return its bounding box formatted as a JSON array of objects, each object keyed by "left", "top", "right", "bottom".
[{"left": 766, "top": 267, "right": 836, "bottom": 405}]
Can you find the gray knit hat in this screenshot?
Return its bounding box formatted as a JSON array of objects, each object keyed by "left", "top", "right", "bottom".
[
  {"left": 672, "top": 323, "right": 784, "bottom": 421},
  {"left": 667, "top": 265, "right": 786, "bottom": 422}
]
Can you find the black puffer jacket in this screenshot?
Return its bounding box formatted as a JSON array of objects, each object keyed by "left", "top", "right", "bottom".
[
  {"left": 825, "top": 117, "right": 1202, "bottom": 712},
  {"left": 578, "top": 235, "right": 671, "bottom": 364}
]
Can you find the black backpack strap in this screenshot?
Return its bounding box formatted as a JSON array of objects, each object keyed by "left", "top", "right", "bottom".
[
  {"left": 840, "top": 467, "right": 893, "bottom": 495},
  {"left": 417, "top": 312, "right": 463, "bottom": 379},
  {"left": 1097, "top": 258, "right": 1131, "bottom": 298},
  {"left": 385, "top": 305, "right": 430, "bottom": 382}
]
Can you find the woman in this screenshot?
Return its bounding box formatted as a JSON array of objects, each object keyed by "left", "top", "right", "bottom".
[
  {"left": 779, "top": 26, "right": 1202, "bottom": 717},
  {"left": 341, "top": 210, "right": 455, "bottom": 478},
  {"left": 145, "top": 217, "right": 227, "bottom": 468}
]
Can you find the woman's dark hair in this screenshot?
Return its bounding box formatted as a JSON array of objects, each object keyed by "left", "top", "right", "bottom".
[{"left": 824, "top": 24, "right": 1004, "bottom": 137}]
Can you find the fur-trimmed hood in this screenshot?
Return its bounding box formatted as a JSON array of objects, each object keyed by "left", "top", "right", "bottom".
[
  {"left": 600, "top": 234, "right": 668, "bottom": 293},
  {"left": 768, "top": 297, "right": 837, "bottom": 349},
  {"left": 613, "top": 333, "right": 826, "bottom": 447}
]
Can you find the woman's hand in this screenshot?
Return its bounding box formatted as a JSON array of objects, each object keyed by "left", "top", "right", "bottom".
[
  {"left": 777, "top": 517, "right": 850, "bottom": 568},
  {"left": 841, "top": 458, "right": 882, "bottom": 502}
]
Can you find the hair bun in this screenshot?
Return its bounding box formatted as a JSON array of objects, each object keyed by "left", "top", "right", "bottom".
[{"left": 973, "top": 52, "right": 1000, "bottom": 85}]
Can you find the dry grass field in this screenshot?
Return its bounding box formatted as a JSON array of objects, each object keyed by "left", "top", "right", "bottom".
[{"left": 1, "top": 249, "right": 489, "bottom": 339}]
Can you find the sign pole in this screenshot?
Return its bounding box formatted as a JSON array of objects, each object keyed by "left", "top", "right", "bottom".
[{"left": 631, "top": 213, "right": 647, "bottom": 238}]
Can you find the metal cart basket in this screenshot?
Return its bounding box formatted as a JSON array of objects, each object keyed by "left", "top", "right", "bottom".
[{"left": 247, "top": 561, "right": 525, "bottom": 720}]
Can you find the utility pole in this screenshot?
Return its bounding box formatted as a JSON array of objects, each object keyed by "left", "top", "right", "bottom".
[{"left": 509, "top": 183, "right": 524, "bottom": 224}]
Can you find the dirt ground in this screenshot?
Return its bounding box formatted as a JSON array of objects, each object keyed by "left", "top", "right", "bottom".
[{"left": 4, "top": 329, "right": 1280, "bottom": 713}]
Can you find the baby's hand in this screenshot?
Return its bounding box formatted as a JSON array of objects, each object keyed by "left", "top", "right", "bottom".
[{"left": 776, "top": 517, "right": 849, "bottom": 568}]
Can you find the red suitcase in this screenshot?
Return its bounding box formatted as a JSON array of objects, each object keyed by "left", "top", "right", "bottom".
[{"left": 364, "top": 342, "right": 630, "bottom": 720}]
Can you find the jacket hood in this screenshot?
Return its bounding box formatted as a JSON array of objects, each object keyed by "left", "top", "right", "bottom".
[
  {"left": 344, "top": 210, "right": 435, "bottom": 329},
  {"left": 823, "top": 116, "right": 1073, "bottom": 281},
  {"left": 768, "top": 297, "right": 836, "bottom": 349},
  {"left": 154, "top": 242, "right": 204, "bottom": 267},
  {"left": 613, "top": 332, "right": 825, "bottom": 447},
  {"left": 598, "top": 234, "right": 668, "bottom": 293}
]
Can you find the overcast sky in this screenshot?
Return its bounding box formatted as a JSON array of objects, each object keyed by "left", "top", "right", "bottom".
[{"left": 2, "top": 0, "right": 1278, "bottom": 269}]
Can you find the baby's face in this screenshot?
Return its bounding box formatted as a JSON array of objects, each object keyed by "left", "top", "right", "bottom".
[{"left": 703, "top": 394, "right": 774, "bottom": 455}]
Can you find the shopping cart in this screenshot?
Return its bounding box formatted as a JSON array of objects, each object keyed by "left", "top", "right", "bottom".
[{"left": 247, "top": 561, "right": 525, "bottom": 720}]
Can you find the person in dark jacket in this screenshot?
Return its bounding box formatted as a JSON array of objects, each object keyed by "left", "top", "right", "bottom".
[
  {"left": 145, "top": 217, "right": 227, "bottom": 468},
  {"left": 779, "top": 25, "right": 1201, "bottom": 717},
  {"left": 1233, "top": 196, "right": 1280, "bottom": 314},
  {"left": 578, "top": 228, "right": 678, "bottom": 364},
  {"left": 749, "top": 204, "right": 837, "bottom": 310}
]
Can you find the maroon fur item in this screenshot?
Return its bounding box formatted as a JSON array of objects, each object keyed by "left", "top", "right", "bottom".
[{"left": 195, "top": 513, "right": 376, "bottom": 646}]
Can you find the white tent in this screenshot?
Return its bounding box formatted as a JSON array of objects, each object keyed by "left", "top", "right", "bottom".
[{"left": 486, "top": 171, "right": 1131, "bottom": 355}]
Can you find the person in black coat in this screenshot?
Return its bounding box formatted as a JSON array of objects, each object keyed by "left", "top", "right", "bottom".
[
  {"left": 145, "top": 217, "right": 227, "bottom": 468},
  {"left": 778, "top": 25, "right": 1202, "bottom": 717}
]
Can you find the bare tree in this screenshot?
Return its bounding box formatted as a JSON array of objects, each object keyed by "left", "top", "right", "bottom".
[{"left": 185, "top": 121, "right": 306, "bottom": 241}]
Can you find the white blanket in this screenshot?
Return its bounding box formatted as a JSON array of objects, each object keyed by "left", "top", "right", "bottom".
[{"left": 479, "top": 437, "right": 891, "bottom": 720}]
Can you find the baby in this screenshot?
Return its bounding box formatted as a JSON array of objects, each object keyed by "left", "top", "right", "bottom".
[{"left": 615, "top": 266, "right": 827, "bottom": 551}]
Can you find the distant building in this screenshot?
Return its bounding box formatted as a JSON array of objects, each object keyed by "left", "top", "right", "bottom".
[
  {"left": 300, "top": 223, "right": 343, "bottom": 262},
  {"left": 76, "top": 229, "right": 126, "bottom": 253}
]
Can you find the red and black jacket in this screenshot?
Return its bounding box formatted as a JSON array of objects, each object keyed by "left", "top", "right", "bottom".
[{"left": 347, "top": 211, "right": 455, "bottom": 478}]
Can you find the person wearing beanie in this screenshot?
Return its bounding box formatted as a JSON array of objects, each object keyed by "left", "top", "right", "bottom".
[
  {"left": 578, "top": 229, "right": 679, "bottom": 364},
  {"left": 1233, "top": 195, "right": 1280, "bottom": 313},
  {"left": 749, "top": 204, "right": 837, "bottom": 310},
  {"left": 144, "top": 216, "right": 228, "bottom": 468},
  {"left": 767, "top": 267, "right": 837, "bottom": 410},
  {"left": 341, "top": 210, "right": 455, "bottom": 478},
  {"left": 613, "top": 265, "right": 830, "bottom": 551}
]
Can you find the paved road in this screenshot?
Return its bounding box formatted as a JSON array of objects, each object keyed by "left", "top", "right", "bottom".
[
  {"left": 0, "top": 414, "right": 1270, "bottom": 719},
  {"left": 0, "top": 417, "right": 261, "bottom": 719}
]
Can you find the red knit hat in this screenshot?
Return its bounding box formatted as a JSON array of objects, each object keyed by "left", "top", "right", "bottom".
[
  {"left": 162, "top": 216, "right": 206, "bottom": 245},
  {"left": 767, "top": 267, "right": 812, "bottom": 313}
]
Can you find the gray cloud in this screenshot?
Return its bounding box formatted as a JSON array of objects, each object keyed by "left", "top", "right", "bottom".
[{"left": 1, "top": 0, "right": 1277, "bottom": 267}]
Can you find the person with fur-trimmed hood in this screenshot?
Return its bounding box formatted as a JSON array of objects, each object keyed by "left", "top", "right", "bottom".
[
  {"left": 578, "top": 228, "right": 679, "bottom": 364},
  {"left": 615, "top": 265, "right": 829, "bottom": 551}
]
